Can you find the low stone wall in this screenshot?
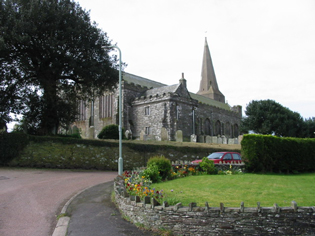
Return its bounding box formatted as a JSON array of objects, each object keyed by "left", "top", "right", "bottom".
[{"left": 114, "top": 177, "right": 315, "bottom": 235}]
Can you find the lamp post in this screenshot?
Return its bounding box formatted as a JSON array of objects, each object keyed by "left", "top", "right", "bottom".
[{"left": 103, "top": 45, "right": 123, "bottom": 175}]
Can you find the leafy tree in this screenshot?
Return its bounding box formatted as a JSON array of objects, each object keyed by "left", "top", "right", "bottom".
[
  {"left": 0, "top": 0, "right": 120, "bottom": 135},
  {"left": 304, "top": 117, "right": 315, "bottom": 138},
  {"left": 241, "top": 100, "right": 305, "bottom": 137}
]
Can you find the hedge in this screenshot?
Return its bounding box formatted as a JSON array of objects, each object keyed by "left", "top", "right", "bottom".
[
  {"left": 0, "top": 133, "right": 241, "bottom": 170},
  {"left": 241, "top": 134, "right": 315, "bottom": 173},
  {"left": 0, "top": 132, "right": 29, "bottom": 165}
]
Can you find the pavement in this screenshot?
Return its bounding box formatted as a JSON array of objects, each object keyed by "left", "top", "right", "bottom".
[
  {"left": 0, "top": 168, "right": 117, "bottom": 236},
  {"left": 53, "top": 181, "right": 157, "bottom": 236}
]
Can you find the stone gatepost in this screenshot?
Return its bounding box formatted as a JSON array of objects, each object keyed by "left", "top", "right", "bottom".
[
  {"left": 176, "top": 130, "right": 183, "bottom": 142},
  {"left": 161, "top": 127, "right": 168, "bottom": 141}
]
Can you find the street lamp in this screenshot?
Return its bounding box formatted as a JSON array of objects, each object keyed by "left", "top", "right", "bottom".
[{"left": 103, "top": 45, "right": 123, "bottom": 175}]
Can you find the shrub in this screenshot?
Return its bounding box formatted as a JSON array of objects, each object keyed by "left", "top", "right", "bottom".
[
  {"left": 147, "top": 155, "right": 172, "bottom": 180},
  {"left": 199, "top": 157, "right": 217, "bottom": 174},
  {"left": 0, "top": 133, "right": 29, "bottom": 165},
  {"left": 143, "top": 164, "right": 162, "bottom": 183},
  {"left": 97, "top": 124, "right": 125, "bottom": 139}
]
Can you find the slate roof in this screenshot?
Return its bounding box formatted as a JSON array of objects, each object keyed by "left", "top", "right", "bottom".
[
  {"left": 190, "top": 93, "right": 231, "bottom": 110},
  {"left": 123, "top": 72, "right": 231, "bottom": 111},
  {"left": 143, "top": 84, "right": 179, "bottom": 97},
  {"left": 123, "top": 72, "right": 166, "bottom": 89}
]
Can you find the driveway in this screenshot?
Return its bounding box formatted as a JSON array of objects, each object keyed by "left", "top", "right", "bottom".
[{"left": 0, "top": 168, "right": 117, "bottom": 236}]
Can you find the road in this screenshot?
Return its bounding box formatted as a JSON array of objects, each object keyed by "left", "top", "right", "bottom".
[{"left": 0, "top": 168, "right": 117, "bottom": 236}]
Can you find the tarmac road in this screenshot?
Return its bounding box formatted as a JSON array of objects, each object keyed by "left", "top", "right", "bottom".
[{"left": 0, "top": 168, "right": 117, "bottom": 236}]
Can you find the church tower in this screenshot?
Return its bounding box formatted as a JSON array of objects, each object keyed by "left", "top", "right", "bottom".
[{"left": 197, "top": 38, "right": 225, "bottom": 103}]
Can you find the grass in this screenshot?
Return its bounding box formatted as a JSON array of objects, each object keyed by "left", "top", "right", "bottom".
[{"left": 151, "top": 173, "right": 315, "bottom": 207}]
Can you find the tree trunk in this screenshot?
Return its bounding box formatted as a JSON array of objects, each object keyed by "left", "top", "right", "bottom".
[{"left": 41, "top": 76, "right": 59, "bottom": 135}]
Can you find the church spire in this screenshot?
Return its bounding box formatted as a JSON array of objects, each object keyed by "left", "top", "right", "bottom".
[{"left": 197, "top": 37, "right": 225, "bottom": 103}]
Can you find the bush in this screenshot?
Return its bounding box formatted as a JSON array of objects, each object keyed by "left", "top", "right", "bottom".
[
  {"left": 97, "top": 124, "right": 125, "bottom": 139},
  {"left": 200, "top": 157, "right": 217, "bottom": 174},
  {"left": 147, "top": 155, "right": 172, "bottom": 181},
  {"left": 143, "top": 164, "right": 162, "bottom": 183},
  {"left": 0, "top": 133, "right": 29, "bottom": 165}
]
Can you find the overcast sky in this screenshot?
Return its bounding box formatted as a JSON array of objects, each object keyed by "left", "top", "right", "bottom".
[{"left": 77, "top": 0, "right": 315, "bottom": 119}]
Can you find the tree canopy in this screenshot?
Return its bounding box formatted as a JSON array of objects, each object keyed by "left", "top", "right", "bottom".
[
  {"left": 241, "top": 99, "right": 307, "bottom": 137},
  {"left": 0, "top": 0, "right": 120, "bottom": 134}
]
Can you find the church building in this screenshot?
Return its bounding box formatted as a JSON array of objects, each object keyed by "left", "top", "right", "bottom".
[{"left": 73, "top": 38, "right": 242, "bottom": 143}]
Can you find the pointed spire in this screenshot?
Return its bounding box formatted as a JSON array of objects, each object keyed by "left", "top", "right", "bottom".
[{"left": 197, "top": 38, "right": 225, "bottom": 103}]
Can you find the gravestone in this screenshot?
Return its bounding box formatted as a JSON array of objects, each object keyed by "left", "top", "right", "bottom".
[
  {"left": 125, "top": 130, "right": 132, "bottom": 139},
  {"left": 140, "top": 130, "right": 145, "bottom": 141},
  {"left": 228, "top": 138, "right": 234, "bottom": 144},
  {"left": 88, "top": 127, "right": 95, "bottom": 139},
  {"left": 238, "top": 135, "right": 243, "bottom": 144},
  {"left": 217, "top": 137, "right": 222, "bottom": 144},
  {"left": 190, "top": 134, "right": 197, "bottom": 143},
  {"left": 198, "top": 135, "right": 204, "bottom": 143},
  {"left": 176, "top": 130, "right": 183, "bottom": 142},
  {"left": 205, "top": 135, "right": 212, "bottom": 143},
  {"left": 222, "top": 135, "right": 227, "bottom": 144},
  {"left": 161, "top": 127, "right": 168, "bottom": 141},
  {"left": 72, "top": 125, "right": 79, "bottom": 135},
  {"left": 211, "top": 136, "right": 217, "bottom": 144}
]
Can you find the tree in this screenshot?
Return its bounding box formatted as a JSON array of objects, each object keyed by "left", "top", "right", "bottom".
[
  {"left": 241, "top": 100, "right": 305, "bottom": 137},
  {"left": 304, "top": 117, "right": 315, "bottom": 138},
  {"left": 0, "top": 0, "right": 120, "bottom": 135}
]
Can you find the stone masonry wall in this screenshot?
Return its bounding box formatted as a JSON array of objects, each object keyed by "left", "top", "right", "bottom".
[{"left": 114, "top": 178, "right": 315, "bottom": 236}]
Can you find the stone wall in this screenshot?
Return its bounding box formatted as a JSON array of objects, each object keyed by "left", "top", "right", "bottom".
[{"left": 114, "top": 177, "right": 315, "bottom": 235}]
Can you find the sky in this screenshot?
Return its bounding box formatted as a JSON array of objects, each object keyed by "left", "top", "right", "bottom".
[{"left": 80, "top": 1, "right": 313, "bottom": 119}]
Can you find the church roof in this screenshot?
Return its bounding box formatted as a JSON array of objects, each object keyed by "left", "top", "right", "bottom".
[
  {"left": 143, "top": 84, "right": 179, "bottom": 97},
  {"left": 123, "top": 72, "right": 231, "bottom": 110},
  {"left": 190, "top": 92, "right": 231, "bottom": 110},
  {"left": 123, "top": 72, "right": 166, "bottom": 89},
  {"left": 197, "top": 38, "right": 225, "bottom": 102}
]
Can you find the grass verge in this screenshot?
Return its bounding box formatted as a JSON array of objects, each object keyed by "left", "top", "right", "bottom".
[{"left": 151, "top": 173, "right": 315, "bottom": 207}]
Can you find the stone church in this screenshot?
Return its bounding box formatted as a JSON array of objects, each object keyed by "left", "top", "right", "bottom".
[{"left": 73, "top": 38, "right": 242, "bottom": 143}]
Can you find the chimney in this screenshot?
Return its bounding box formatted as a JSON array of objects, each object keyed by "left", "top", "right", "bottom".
[{"left": 179, "top": 72, "right": 187, "bottom": 88}]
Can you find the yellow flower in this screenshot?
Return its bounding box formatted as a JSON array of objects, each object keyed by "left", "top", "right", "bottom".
[
  {"left": 142, "top": 176, "right": 145, "bottom": 179},
  {"left": 135, "top": 184, "right": 138, "bottom": 188}
]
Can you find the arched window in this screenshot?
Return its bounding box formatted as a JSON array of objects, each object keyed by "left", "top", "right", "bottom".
[
  {"left": 215, "top": 120, "right": 221, "bottom": 136},
  {"left": 234, "top": 124, "right": 239, "bottom": 137},
  {"left": 225, "top": 122, "right": 230, "bottom": 136},
  {"left": 204, "top": 119, "right": 211, "bottom": 135}
]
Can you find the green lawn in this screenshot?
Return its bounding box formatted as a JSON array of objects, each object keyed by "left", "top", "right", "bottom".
[{"left": 151, "top": 173, "right": 315, "bottom": 207}]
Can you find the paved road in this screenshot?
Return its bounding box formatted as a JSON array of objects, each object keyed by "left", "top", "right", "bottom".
[{"left": 0, "top": 168, "right": 117, "bottom": 236}]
